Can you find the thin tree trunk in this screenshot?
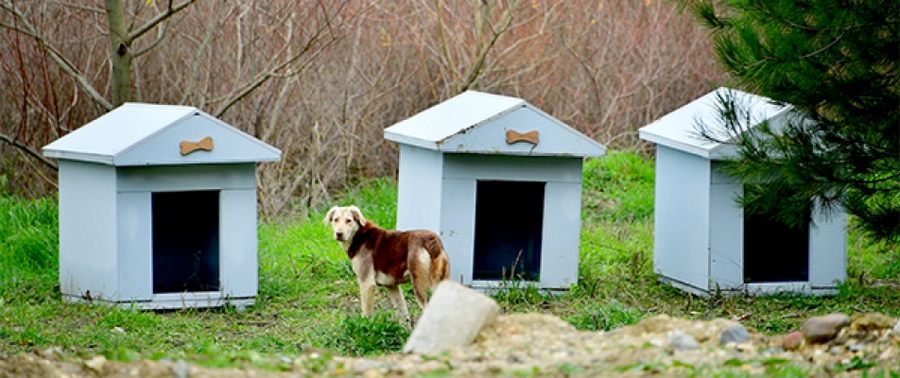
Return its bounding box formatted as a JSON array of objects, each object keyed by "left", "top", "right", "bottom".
[{"left": 104, "top": 0, "right": 132, "bottom": 106}]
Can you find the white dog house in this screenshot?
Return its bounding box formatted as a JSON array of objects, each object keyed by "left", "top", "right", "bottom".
[
  {"left": 43, "top": 103, "right": 280, "bottom": 309},
  {"left": 384, "top": 91, "right": 606, "bottom": 290},
  {"left": 638, "top": 87, "right": 846, "bottom": 296}
]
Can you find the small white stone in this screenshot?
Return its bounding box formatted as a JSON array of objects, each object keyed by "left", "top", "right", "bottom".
[
  {"left": 84, "top": 356, "right": 106, "bottom": 372},
  {"left": 38, "top": 346, "right": 64, "bottom": 360}
]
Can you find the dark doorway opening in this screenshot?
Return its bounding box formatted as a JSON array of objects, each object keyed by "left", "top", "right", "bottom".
[
  {"left": 743, "top": 193, "right": 810, "bottom": 283},
  {"left": 473, "top": 180, "right": 544, "bottom": 281},
  {"left": 152, "top": 191, "right": 220, "bottom": 293}
]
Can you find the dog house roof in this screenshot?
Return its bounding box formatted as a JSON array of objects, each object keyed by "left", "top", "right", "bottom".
[
  {"left": 384, "top": 91, "right": 606, "bottom": 157},
  {"left": 638, "top": 87, "right": 796, "bottom": 160},
  {"left": 43, "top": 103, "right": 281, "bottom": 166}
]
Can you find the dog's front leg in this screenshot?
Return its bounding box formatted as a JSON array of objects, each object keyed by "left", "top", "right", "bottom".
[
  {"left": 352, "top": 255, "right": 376, "bottom": 317},
  {"left": 359, "top": 281, "right": 376, "bottom": 317},
  {"left": 385, "top": 285, "right": 411, "bottom": 325}
]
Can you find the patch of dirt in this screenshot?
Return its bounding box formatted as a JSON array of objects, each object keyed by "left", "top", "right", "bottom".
[{"left": 2, "top": 313, "right": 897, "bottom": 377}]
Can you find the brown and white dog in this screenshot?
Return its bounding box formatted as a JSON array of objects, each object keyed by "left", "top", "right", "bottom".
[{"left": 324, "top": 206, "right": 450, "bottom": 323}]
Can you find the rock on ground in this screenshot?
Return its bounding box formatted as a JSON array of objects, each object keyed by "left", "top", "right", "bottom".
[
  {"left": 782, "top": 331, "right": 804, "bottom": 351},
  {"left": 719, "top": 323, "right": 751, "bottom": 345},
  {"left": 667, "top": 329, "right": 700, "bottom": 350},
  {"left": 802, "top": 313, "right": 851, "bottom": 343},
  {"left": 403, "top": 280, "right": 500, "bottom": 354}
]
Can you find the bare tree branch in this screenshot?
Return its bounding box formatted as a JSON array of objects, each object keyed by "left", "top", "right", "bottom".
[
  {"left": 214, "top": 35, "right": 331, "bottom": 118},
  {"left": 133, "top": 18, "right": 170, "bottom": 57},
  {"left": 213, "top": 1, "right": 357, "bottom": 117},
  {"left": 0, "top": 1, "right": 114, "bottom": 110},
  {"left": 178, "top": 1, "right": 231, "bottom": 105},
  {"left": 49, "top": 1, "right": 104, "bottom": 15},
  {"left": 458, "top": 0, "right": 517, "bottom": 92},
  {"left": 0, "top": 131, "right": 58, "bottom": 170},
  {"left": 127, "top": 0, "right": 195, "bottom": 43}
]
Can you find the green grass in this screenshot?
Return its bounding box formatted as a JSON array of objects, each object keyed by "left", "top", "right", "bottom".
[{"left": 0, "top": 151, "right": 898, "bottom": 374}]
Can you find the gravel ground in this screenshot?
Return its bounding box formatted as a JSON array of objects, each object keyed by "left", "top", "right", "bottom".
[{"left": 2, "top": 313, "right": 897, "bottom": 377}]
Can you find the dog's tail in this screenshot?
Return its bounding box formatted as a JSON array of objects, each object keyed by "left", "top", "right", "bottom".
[{"left": 424, "top": 236, "right": 450, "bottom": 285}]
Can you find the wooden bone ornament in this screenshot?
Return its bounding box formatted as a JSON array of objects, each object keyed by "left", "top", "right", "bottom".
[
  {"left": 505, "top": 129, "right": 540, "bottom": 145},
  {"left": 180, "top": 136, "right": 214, "bottom": 156}
]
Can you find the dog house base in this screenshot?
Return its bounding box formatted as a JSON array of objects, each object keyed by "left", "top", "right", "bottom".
[
  {"left": 62, "top": 293, "right": 255, "bottom": 310},
  {"left": 468, "top": 280, "right": 569, "bottom": 296},
  {"left": 657, "top": 276, "right": 839, "bottom": 297}
]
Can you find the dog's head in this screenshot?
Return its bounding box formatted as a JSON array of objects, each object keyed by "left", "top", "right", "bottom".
[{"left": 324, "top": 205, "right": 367, "bottom": 242}]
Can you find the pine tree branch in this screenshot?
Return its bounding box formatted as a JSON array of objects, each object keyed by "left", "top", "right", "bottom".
[
  {"left": 0, "top": 1, "right": 114, "bottom": 111},
  {"left": 800, "top": 32, "right": 844, "bottom": 59}
]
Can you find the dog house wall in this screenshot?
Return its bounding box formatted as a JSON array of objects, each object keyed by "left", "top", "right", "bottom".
[
  {"left": 388, "top": 91, "right": 606, "bottom": 290},
  {"left": 639, "top": 88, "right": 847, "bottom": 296},
  {"left": 440, "top": 153, "right": 583, "bottom": 289},
  {"left": 44, "top": 103, "right": 280, "bottom": 309},
  {"left": 396, "top": 147, "right": 585, "bottom": 290}
]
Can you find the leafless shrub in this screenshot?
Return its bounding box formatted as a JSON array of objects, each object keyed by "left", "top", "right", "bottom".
[{"left": 0, "top": 0, "right": 723, "bottom": 217}]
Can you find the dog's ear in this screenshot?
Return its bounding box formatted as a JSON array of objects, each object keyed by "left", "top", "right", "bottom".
[
  {"left": 349, "top": 206, "right": 367, "bottom": 227},
  {"left": 323, "top": 206, "right": 338, "bottom": 225}
]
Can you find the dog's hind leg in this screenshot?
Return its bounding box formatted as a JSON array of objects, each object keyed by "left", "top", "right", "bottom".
[
  {"left": 411, "top": 278, "right": 428, "bottom": 310},
  {"left": 385, "top": 285, "right": 411, "bottom": 325},
  {"left": 408, "top": 247, "right": 431, "bottom": 309}
]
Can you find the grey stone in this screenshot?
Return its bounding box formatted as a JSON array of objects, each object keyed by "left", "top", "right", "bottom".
[
  {"left": 172, "top": 359, "right": 190, "bottom": 378},
  {"left": 802, "top": 313, "right": 850, "bottom": 344},
  {"left": 762, "top": 347, "right": 785, "bottom": 355},
  {"left": 403, "top": 280, "right": 500, "bottom": 354},
  {"left": 893, "top": 320, "right": 900, "bottom": 334},
  {"left": 848, "top": 343, "right": 864, "bottom": 353},
  {"left": 719, "top": 324, "right": 751, "bottom": 345},
  {"left": 667, "top": 330, "right": 699, "bottom": 350}
]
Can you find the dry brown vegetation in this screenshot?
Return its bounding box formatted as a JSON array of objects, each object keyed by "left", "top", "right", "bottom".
[{"left": 0, "top": 0, "right": 724, "bottom": 218}]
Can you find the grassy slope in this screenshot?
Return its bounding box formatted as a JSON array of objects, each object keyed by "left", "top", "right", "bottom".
[{"left": 0, "top": 152, "right": 897, "bottom": 371}]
